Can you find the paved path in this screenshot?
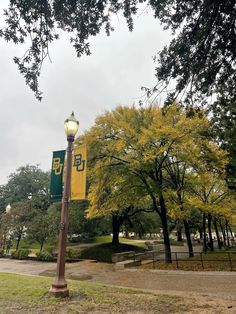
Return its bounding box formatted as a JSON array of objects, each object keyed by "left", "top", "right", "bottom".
[{"left": 0, "top": 258, "right": 236, "bottom": 303}]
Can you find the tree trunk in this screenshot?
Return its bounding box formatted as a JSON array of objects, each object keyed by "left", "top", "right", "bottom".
[
  {"left": 0, "top": 230, "right": 3, "bottom": 249},
  {"left": 199, "top": 228, "right": 203, "bottom": 240},
  {"left": 177, "top": 221, "right": 183, "bottom": 242},
  {"left": 219, "top": 220, "right": 226, "bottom": 247},
  {"left": 138, "top": 232, "right": 142, "bottom": 239},
  {"left": 40, "top": 239, "right": 45, "bottom": 252},
  {"left": 225, "top": 219, "right": 230, "bottom": 247},
  {"left": 229, "top": 225, "right": 235, "bottom": 246},
  {"left": 112, "top": 215, "right": 121, "bottom": 245},
  {"left": 213, "top": 218, "right": 222, "bottom": 249},
  {"left": 207, "top": 213, "right": 214, "bottom": 251},
  {"left": 183, "top": 219, "right": 194, "bottom": 257},
  {"left": 16, "top": 233, "right": 22, "bottom": 251},
  {"left": 159, "top": 195, "right": 172, "bottom": 263},
  {"left": 202, "top": 213, "right": 207, "bottom": 253}
]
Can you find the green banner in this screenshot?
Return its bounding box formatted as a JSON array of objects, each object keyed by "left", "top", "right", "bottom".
[{"left": 50, "top": 150, "right": 65, "bottom": 202}]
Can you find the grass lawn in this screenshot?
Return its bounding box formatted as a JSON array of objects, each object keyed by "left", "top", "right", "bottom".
[
  {"left": 11, "top": 239, "right": 57, "bottom": 254},
  {"left": 0, "top": 273, "right": 192, "bottom": 314},
  {"left": 142, "top": 250, "right": 236, "bottom": 271},
  {"left": 92, "top": 235, "right": 146, "bottom": 247}
]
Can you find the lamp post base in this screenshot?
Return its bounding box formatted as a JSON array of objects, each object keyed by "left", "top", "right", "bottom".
[{"left": 50, "top": 282, "right": 69, "bottom": 298}]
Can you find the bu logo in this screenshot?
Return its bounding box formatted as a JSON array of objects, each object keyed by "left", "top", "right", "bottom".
[
  {"left": 73, "top": 153, "right": 85, "bottom": 172},
  {"left": 52, "top": 157, "right": 63, "bottom": 175}
]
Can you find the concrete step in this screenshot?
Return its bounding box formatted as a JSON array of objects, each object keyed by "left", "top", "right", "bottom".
[{"left": 115, "top": 260, "right": 141, "bottom": 270}]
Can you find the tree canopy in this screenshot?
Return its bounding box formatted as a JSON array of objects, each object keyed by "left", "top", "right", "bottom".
[
  {"left": 210, "top": 97, "right": 236, "bottom": 189},
  {"left": 0, "top": 165, "right": 50, "bottom": 211},
  {"left": 82, "top": 103, "right": 230, "bottom": 260},
  {"left": 1, "top": 0, "right": 235, "bottom": 102}
]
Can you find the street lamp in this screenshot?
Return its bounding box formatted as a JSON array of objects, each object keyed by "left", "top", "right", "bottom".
[{"left": 50, "top": 112, "right": 79, "bottom": 297}]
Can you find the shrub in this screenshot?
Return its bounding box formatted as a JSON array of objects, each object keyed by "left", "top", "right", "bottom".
[
  {"left": 36, "top": 250, "right": 55, "bottom": 262},
  {"left": 46, "top": 246, "right": 56, "bottom": 254},
  {"left": 66, "top": 248, "right": 81, "bottom": 260},
  {"left": 0, "top": 249, "right": 4, "bottom": 258},
  {"left": 80, "top": 243, "right": 143, "bottom": 263},
  {"left": 80, "top": 246, "right": 112, "bottom": 262},
  {"left": 11, "top": 249, "right": 31, "bottom": 260}
]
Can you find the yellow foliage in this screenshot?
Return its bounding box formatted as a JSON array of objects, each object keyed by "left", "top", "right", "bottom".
[{"left": 80, "top": 103, "right": 232, "bottom": 221}]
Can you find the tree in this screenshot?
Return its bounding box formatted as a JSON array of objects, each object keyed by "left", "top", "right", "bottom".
[
  {"left": 211, "top": 97, "right": 236, "bottom": 190},
  {"left": 0, "top": 165, "right": 50, "bottom": 250},
  {"left": 163, "top": 105, "right": 228, "bottom": 256},
  {"left": 1, "top": 1, "right": 235, "bottom": 102},
  {"left": 2, "top": 165, "right": 50, "bottom": 210},
  {"left": 124, "top": 211, "right": 162, "bottom": 239},
  {"left": 67, "top": 200, "right": 111, "bottom": 242},
  {"left": 0, "top": 185, "right": 8, "bottom": 213},
  {"left": 8, "top": 200, "right": 33, "bottom": 250},
  {"left": 164, "top": 161, "right": 195, "bottom": 257},
  {"left": 187, "top": 170, "right": 232, "bottom": 252},
  {"left": 87, "top": 168, "right": 153, "bottom": 245},
  {"left": 84, "top": 104, "right": 212, "bottom": 262},
  {"left": 153, "top": 0, "right": 236, "bottom": 103},
  {"left": 27, "top": 210, "right": 54, "bottom": 252},
  {"left": 0, "top": 211, "right": 13, "bottom": 251}
]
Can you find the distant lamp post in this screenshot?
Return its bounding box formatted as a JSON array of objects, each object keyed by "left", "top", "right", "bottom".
[{"left": 50, "top": 112, "right": 79, "bottom": 297}]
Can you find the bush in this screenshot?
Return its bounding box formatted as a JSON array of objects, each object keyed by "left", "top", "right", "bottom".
[
  {"left": 11, "top": 249, "right": 31, "bottom": 260},
  {"left": 68, "top": 234, "right": 93, "bottom": 244},
  {"left": 80, "top": 246, "right": 112, "bottom": 262},
  {"left": 80, "top": 243, "right": 143, "bottom": 263},
  {"left": 66, "top": 248, "right": 81, "bottom": 260},
  {"left": 0, "top": 249, "right": 4, "bottom": 258},
  {"left": 36, "top": 250, "right": 55, "bottom": 262}
]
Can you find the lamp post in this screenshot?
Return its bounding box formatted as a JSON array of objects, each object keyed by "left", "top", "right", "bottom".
[{"left": 50, "top": 112, "right": 79, "bottom": 297}]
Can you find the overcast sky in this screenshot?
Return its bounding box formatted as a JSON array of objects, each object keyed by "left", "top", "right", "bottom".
[{"left": 0, "top": 1, "right": 171, "bottom": 185}]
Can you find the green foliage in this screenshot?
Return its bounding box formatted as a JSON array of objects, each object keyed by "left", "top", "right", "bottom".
[
  {"left": 124, "top": 211, "right": 161, "bottom": 238},
  {"left": 0, "top": 165, "right": 51, "bottom": 251},
  {"left": 0, "top": 249, "right": 4, "bottom": 257},
  {"left": 66, "top": 248, "right": 81, "bottom": 260},
  {"left": 36, "top": 250, "right": 54, "bottom": 262},
  {"left": 11, "top": 249, "right": 31, "bottom": 260},
  {"left": 2, "top": 165, "right": 50, "bottom": 208},
  {"left": 7, "top": 201, "right": 34, "bottom": 250},
  {"left": 211, "top": 97, "right": 236, "bottom": 189},
  {"left": 27, "top": 210, "right": 56, "bottom": 251},
  {"left": 2, "top": 1, "right": 235, "bottom": 102},
  {"left": 68, "top": 200, "right": 111, "bottom": 241},
  {"left": 0, "top": 185, "right": 7, "bottom": 213},
  {"left": 154, "top": 1, "right": 236, "bottom": 102}
]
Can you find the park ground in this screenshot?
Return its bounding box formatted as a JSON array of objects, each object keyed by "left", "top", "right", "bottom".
[{"left": 0, "top": 258, "right": 236, "bottom": 313}]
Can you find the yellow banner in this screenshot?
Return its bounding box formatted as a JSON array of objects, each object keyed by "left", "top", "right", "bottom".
[{"left": 71, "top": 144, "right": 87, "bottom": 200}]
